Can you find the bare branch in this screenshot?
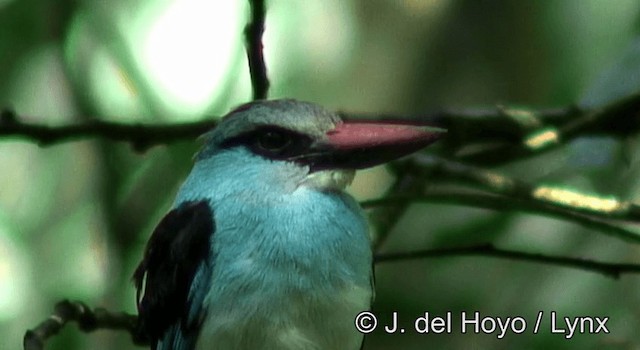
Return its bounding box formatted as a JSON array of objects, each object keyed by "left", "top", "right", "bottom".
[
  {"left": 23, "top": 300, "right": 147, "bottom": 350},
  {"left": 2, "top": 92, "right": 640, "bottom": 153},
  {"left": 245, "top": 0, "right": 269, "bottom": 100},
  {"left": 368, "top": 165, "right": 427, "bottom": 250},
  {"left": 375, "top": 244, "right": 640, "bottom": 279},
  {"left": 404, "top": 155, "right": 640, "bottom": 225},
  {"left": 362, "top": 190, "right": 640, "bottom": 244},
  {"left": 0, "top": 109, "right": 216, "bottom": 151}
]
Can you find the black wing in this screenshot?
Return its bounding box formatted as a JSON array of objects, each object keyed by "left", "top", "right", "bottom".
[{"left": 133, "top": 200, "right": 214, "bottom": 349}]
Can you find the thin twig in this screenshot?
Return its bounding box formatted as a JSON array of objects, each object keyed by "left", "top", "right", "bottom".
[
  {"left": 0, "top": 109, "right": 216, "bottom": 151},
  {"left": 406, "top": 155, "right": 640, "bottom": 224},
  {"left": 368, "top": 163, "right": 428, "bottom": 250},
  {"left": 23, "top": 300, "right": 147, "bottom": 350},
  {"left": 245, "top": 0, "right": 269, "bottom": 100},
  {"left": 374, "top": 244, "right": 640, "bottom": 279},
  {"left": 362, "top": 190, "right": 640, "bottom": 244},
  {"left": 461, "top": 92, "right": 640, "bottom": 164}
]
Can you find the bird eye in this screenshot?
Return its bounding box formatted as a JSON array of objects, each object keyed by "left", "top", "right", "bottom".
[{"left": 256, "top": 131, "right": 292, "bottom": 152}]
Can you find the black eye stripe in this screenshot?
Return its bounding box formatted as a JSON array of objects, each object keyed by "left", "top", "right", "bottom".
[
  {"left": 221, "top": 126, "right": 313, "bottom": 160},
  {"left": 257, "top": 131, "right": 292, "bottom": 151}
]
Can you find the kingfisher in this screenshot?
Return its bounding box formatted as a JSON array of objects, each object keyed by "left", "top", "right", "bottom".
[{"left": 133, "top": 99, "right": 443, "bottom": 350}]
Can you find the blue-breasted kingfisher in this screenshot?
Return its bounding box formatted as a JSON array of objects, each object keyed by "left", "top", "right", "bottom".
[{"left": 133, "top": 99, "right": 444, "bottom": 350}]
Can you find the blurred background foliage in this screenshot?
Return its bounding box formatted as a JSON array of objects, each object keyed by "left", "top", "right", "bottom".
[{"left": 2, "top": 0, "right": 640, "bottom": 349}]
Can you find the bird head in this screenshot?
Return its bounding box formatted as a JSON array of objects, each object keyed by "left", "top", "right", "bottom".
[{"left": 190, "top": 99, "right": 444, "bottom": 195}]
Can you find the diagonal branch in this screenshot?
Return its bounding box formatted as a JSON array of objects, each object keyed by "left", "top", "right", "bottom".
[
  {"left": 23, "top": 300, "right": 147, "bottom": 350},
  {"left": 362, "top": 190, "right": 640, "bottom": 244},
  {"left": 367, "top": 164, "right": 427, "bottom": 250},
  {"left": 245, "top": 0, "right": 269, "bottom": 100},
  {"left": 363, "top": 155, "right": 640, "bottom": 251},
  {"left": 406, "top": 155, "right": 640, "bottom": 224},
  {"left": 374, "top": 244, "right": 640, "bottom": 279},
  {"left": 450, "top": 93, "right": 640, "bottom": 164}
]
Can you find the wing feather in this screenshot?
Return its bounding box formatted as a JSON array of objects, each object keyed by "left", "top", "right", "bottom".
[{"left": 133, "top": 200, "right": 215, "bottom": 349}]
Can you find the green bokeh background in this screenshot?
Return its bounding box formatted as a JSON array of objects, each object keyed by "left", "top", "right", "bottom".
[{"left": 2, "top": 0, "right": 640, "bottom": 349}]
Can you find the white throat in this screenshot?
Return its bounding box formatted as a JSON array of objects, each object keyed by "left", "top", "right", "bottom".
[{"left": 302, "top": 169, "right": 355, "bottom": 191}]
